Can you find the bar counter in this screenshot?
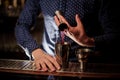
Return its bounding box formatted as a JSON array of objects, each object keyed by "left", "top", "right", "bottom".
[{"left": 0, "top": 59, "right": 120, "bottom": 79}]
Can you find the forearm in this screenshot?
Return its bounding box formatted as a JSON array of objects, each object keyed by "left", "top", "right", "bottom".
[
  {"left": 15, "top": 24, "right": 40, "bottom": 54},
  {"left": 15, "top": 0, "right": 41, "bottom": 54}
]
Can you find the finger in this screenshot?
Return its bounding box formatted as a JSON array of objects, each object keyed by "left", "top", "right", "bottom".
[
  {"left": 43, "top": 58, "right": 56, "bottom": 72},
  {"left": 54, "top": 55, "right": 62, "bottom": 65},
  {"left": 46, "top": 55, "right": 61, "bottom": 70},
  {"left": 40, "top": 61, "right": 48, "bottom": 71},
  {"left": 55, "top": 10, "right": 62, "bottom": 23},
  {"left": 75, "top": 14, "right": 85, "bottom": 35},
  {"left": 34, "top": 59, "right": 48, "bottom": 71},
  {"left": 51, "top": 57, "right": 61, "bottom": 70},
  {"left": 75, "top": 14, "right": 83, "bottom": 26},
  {"left": 34, "top": 60, "right": 41, "bottom": 70},
  {"left": 60, "top": 15, "right": 70, "bottom": 27},
  {"left": 54, "top": 16, "right": 61, "bottom": 26}
]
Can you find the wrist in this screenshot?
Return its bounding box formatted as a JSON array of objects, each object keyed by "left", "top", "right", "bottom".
[
  {"left": 85, "top": 37, "right": 95, "bottom": 47},
  {"left": 32, "top": 48, "right": 43, "bottom": 59},
  {"left": 79, "top": 36, "right": 95, "bottom": 47}
]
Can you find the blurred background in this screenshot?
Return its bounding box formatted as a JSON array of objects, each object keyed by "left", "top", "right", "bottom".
[{"left": 0, "top": 0, "right": 44, "bottom": 60}]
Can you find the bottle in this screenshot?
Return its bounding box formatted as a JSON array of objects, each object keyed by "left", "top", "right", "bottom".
[{"left": 55, "top": 10, "right": 68, "bottom": 31}]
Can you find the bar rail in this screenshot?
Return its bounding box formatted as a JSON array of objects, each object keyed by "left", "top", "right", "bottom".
[{"left": 0, "top": 59, "right": 120, "bottom": 78}]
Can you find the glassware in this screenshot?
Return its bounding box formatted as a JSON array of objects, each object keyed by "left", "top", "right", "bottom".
[
  {"left": 76, "top": 48, "right": 93, "bottom": 71},
  {"left": 55, "top": 42, "right": 70, "bottom": 70}
]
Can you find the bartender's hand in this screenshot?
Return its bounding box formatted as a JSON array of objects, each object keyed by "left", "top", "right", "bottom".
[
  {"left": 32, "top": 48, "right": 60, "bottom": 72},
  {"left": 54, "top": 14, "right": 95, "bottom": 47}
]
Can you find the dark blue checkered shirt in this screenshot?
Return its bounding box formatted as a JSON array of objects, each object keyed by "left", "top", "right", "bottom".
[{"left": 15, "top": 0, "right": 120, "bottom": 60}]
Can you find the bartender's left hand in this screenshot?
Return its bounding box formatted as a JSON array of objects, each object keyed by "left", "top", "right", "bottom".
[{"left": 54, "top": 14, "right": 95, "bottom": 47}]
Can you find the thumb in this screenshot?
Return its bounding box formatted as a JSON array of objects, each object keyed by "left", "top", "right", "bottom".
[
  {"left": 75, "top": 14, "right": 83, "bottom": 27},
  {"left": 75, "top": 14, "right": 85, "bottom": 36}
]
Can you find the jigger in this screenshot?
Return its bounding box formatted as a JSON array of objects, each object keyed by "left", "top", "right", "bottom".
[{"left": 76, "top": 48, "right": 93, "bottom": 71}]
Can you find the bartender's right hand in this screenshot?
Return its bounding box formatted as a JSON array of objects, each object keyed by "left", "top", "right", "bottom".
[{"left": 32, "top": 48, "right": 60, "bottom": 72}]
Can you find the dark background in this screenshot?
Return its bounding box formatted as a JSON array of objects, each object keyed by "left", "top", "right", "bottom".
[{"left": 0, "top": 0, "right": 44, "bottom": 60}]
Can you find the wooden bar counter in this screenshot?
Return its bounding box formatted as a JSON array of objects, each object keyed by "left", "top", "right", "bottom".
[{"left": 0, "top": 59, "right": 120, "bottom": 79}]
